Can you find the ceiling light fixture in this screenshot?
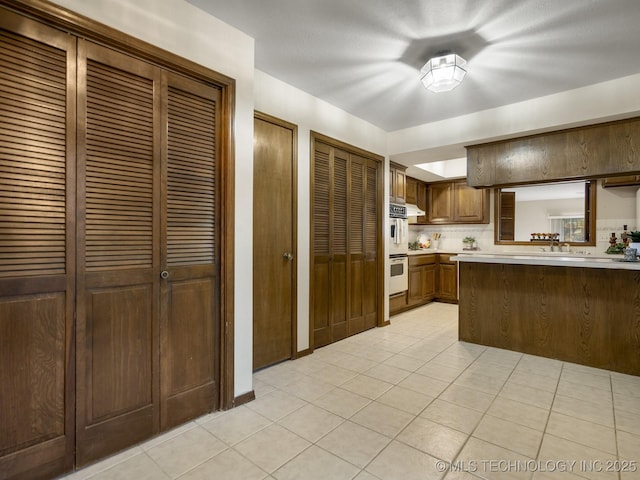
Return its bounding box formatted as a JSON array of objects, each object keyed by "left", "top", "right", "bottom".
[{"left": 420, "top": 52, "right": 467, "bottom": 93}]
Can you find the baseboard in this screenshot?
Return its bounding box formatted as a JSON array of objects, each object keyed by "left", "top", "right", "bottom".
[
  {"left": 233, "top": 390, "right": 255, "bottom": 407},
  {"left": 294, "top": 348, "right": 312, "bottom": 359}
]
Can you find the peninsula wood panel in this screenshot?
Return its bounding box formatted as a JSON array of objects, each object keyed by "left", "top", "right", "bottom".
[
  {"left": 458, "top": 262, "right": 640, "bottom": 375},
  {"left": 0, "top": 10, "right": 76, "bottom": 479}
]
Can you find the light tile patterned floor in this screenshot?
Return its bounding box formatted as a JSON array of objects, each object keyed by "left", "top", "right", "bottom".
[{"left": 60, "top": 303, "right": 640, "bottom": 480}]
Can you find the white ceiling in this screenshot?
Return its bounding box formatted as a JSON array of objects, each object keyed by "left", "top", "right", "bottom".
[{"left": 186, "top": 0, "right": 640, "bottom": 180}]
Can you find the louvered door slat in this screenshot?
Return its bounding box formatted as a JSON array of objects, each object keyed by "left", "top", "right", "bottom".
[
  {"left": 313, "top": 145, "right": 330, "bottom": 255},
  {"left": 349, "top": 159, "right": 364, "bottom": 254},
  {"left": 0, "top": 29, "right": 66, "bottom": 278},
  {"left": 166, "top": 87, "right": 215, "bottom": 267},
  {"left": 366, "top": 164, "right": 377, "bottom": 252},
  {"left": 333, "top": 150, "right": 348, "bottom": 254},
  {"left": 85, "top": 60, "right": 154, "bottom": 271}
]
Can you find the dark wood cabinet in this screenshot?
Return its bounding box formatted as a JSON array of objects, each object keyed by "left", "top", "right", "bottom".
[
  {"left": 408, "top": 255, "right": 436, "bottom": 306},
  {"left": 312, "top": 137, "right": 382, "bottom": 348},
  {"left": 437, "top": 254, "right": 458, "bottom": 303},
  {"left": 406, "top": 176, "right": 418, "bottom": 204},
  {"left": 406, "top": 176, "right": 428, "bottom": 225},
  {"left": 428, "top": 182, "right": 454, "bottom": 223},
  {"left": 427, "top": 180, "right": 489, "bottom": 224},
  {"left": 466, "top": 117, "right": 640, "bottom": 188},
  {"left": 389, "top": 161, "right": 406, "bottom": 204},
  {"left": 602, "top": 175, "right": 640, "bottom": 187},
  {"left": 390, "top": 253, "right": 458, "bottom": 315}
]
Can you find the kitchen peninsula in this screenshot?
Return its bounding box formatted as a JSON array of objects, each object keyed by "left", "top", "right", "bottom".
[{"left": 455, "top": 253, "right": 640, "bottom": 376}]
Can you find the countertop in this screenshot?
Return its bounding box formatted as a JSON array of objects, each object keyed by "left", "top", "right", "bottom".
[
  {"left": 451, "top": 252, "right": 640, "bottom": 270},
  {"left": 407, "top": 249, "right": 466, "bottom": 255}
]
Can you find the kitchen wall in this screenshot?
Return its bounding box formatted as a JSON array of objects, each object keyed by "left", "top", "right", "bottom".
[{"left": 410, "top": 181, "right": 640, "bottom": 254}]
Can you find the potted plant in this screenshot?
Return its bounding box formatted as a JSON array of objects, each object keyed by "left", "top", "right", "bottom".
[{"left": 462, "top": 236, "right": 477, "bottom": 250}]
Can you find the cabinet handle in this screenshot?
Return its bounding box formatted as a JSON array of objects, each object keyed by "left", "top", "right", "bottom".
[
  {"left": 283, "top": 252, "right": 294, "bottom": 261},
  {"left": 160, "top": 270, "right": 169, "bottom": 279}
]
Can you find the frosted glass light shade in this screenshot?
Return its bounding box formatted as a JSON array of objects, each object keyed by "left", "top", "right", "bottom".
[{"left": 420, "top": 53, "right": 467, "bottom": 92}]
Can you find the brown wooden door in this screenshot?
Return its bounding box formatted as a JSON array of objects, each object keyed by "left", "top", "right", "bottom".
[
  {"left": 348, "top": 155, "right": 379, "bottom": 335},
  {"left": 0, "top": 11, "right": 76, "bottom": 479},
  {"left": 312, "top": 141, "right": 348, "bottom": 347},
  {"left": 313, "top": 140, "right": 380, "bottom": 348},
  {"left": 252, "top": 113, "right": 296, "bottom": 370},
  {"left": 160, "top": 72, "right": 220, "bottom": 429},
  {"left": 76, "top": 44, "right": 222, "bottom": 463},
  {"left": 75, "top": 40, "right": 161, "bottom": 466}
]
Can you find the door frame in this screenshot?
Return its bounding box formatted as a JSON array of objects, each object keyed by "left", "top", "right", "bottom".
[
  {"left": 309, "top": 131, "right": 385, "bottom": 352},
  {"left": 254, "top": 111, "right": 298, "bottom": 362},
  {"left": 3, "top": 0, "right": 237, "bottom": 410}
]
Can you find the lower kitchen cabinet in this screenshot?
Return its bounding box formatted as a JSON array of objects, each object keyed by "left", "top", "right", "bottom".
[
  {"left": 389, "top": 253, "right": 458, "bottom": 316},
  {"left": 437, "top": 254, "right": 458, "bottom": 303},
  {"left": 408, "top": 255, "right": 436, "bottom": 305}
]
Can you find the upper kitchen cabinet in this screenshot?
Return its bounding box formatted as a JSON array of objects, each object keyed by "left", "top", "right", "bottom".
[
  {"left": 406, "top": 176, "right": 428, "bottom": 225},
  {"left": 389, "top": 161, "right": 406, "bottom": 204},
  {"left": 427, "top": 180, "right": 489, "bottom": 224},
  {"left": 466, "top": 116, "right": 640, "bottom": 188}
]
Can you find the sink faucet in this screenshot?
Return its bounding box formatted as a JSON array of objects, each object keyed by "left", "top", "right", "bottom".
[{"left": 549, "top": 237, "right": 560, "bottom": 252}]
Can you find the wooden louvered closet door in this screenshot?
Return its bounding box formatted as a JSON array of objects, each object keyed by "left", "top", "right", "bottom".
[
  {"left": 312, "top": 139, "right": 380, "bottom": 348},
  {"left": 347, "top": 155, "right": 378, "bottom": 336},
  {"left": 160, "top": 72, "right": 220, "bottom": 430},
  {"left": 75, "top": 40, "right": 161, "bottom": 466},
  {"left": 76, "top": 43, "right": 221, "bottom": 464},
  {"left": 0, "top": 11, "right": 76, "bottom": 479}
]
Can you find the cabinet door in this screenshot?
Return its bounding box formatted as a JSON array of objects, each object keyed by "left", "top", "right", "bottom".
[
  {"left": 428, "top": 183, "right": 453, "bottom": 223},
  {"left": 416, "top": 181, "right": 428, "bottom": 224},
  {"left": 407, "top": 266, "right": 423, "bottom": 305},
  {"left": 421, "top": 264, "right": 436, "bottom": 300},
  {"left": 395, "top": 168, "right": 406, "bottom": 204},
  {"left": 438, "top": 263, "right": 458, "bottom": 301},
  {"left": 405, "top": 177, "right": 417, "bottom": 204},
  {"left": 453, "top": 182, "right": 488, "bottom": 223}
]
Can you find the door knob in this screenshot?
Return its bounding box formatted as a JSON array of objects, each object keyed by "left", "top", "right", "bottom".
[
  {"left": 160, "top": 270, "right": 169, "bottom": 279},
  {"left": 283, "top": 252, "right": 294, "bottom": 261}
]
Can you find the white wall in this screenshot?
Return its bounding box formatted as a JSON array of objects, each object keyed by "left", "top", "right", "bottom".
[
  {"left": 389, "top": 73, "right": 640, "bottom": 160},
  {"left": 50, "top": 0, "right": 256, "bottom": 397},
  {"left": 254, "top": 70, "right": 389, "bottom": 351}
]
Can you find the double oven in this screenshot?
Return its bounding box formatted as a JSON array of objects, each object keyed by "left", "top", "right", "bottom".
[{"left": 389, "top": 204, "right": 409, "bottom": 295}]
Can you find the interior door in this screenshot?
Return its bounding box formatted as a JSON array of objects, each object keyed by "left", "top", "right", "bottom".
[
  {"left": 76, "top": 39, "right": 161, "bottom": 466},
  {"left": 252, "top": 113, "right": 296, "bottom": 370},
  {"left": 159, "top": 72, "right": 220, "bottom": 428},
  {"left": 0, "top": 11, "right": 76, "bottom": 479}
]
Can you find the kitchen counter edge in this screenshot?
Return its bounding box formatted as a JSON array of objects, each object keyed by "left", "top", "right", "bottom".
[{"left": 451, "top": 253, "right": 640, "bottom": 270}]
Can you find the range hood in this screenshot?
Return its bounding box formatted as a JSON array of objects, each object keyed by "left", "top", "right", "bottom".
[{"left": 405, "top": 203, "right": 425, "bottom": 217}]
